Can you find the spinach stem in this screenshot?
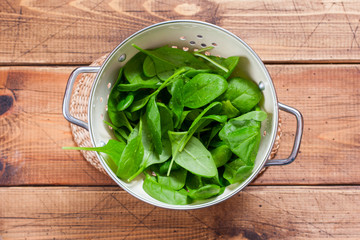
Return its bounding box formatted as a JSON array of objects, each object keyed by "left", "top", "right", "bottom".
[
  {"left": 151, "top": 68, "right": 187, "bottom": 97},
  {"left": 193, "top": 52, "right": 229, "bottom": 73},
  {"left": 167, "top": 133, "right": 187, "bottom": 176},
  {"left": 127, "top": 166, "right": 145, "bottom": 182},
  {"left": 132, "top": 43, "right": 177, "bottom": 67},
  {"left": 194, "top": 46, "right": 214, "bottom": 53},
  {"left": 167, "top": 151, "right": 178, "bottom": 177}
]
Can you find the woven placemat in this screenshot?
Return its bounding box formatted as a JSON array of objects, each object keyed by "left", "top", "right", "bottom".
[{"left": 69, "top": 55, "right": 282, "bottom": 175}]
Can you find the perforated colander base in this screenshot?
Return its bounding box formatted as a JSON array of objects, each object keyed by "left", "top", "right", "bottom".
[{"left": 68, "top": 54, "right": 282, "bottom": 175}]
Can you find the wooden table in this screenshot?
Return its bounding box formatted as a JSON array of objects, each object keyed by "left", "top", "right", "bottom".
[{"left": 1, "top": 1, "right": 359, "bottom": 239}]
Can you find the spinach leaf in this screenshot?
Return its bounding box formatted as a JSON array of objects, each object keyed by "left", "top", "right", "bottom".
[
  {"left": 219, "top": 110, "right": 267, "bottom": 163},
  {"left": 124, "top": 52, "right": 159, "bottom": 84},
  {"left": 133, "top": 44, "right": 209, "bottom": 81},
  {"left": 168, "top": 132, "right": 217, "bottom": 178},
  {"left": 186, "top": 172, "right": 223, "bottom": 199},
  {"left": 132, "top": 45, "right": 176, "bottom": 80},
  {"left": 127, "top": 115, "right": 172, "bottom": 182},
  {"left": 124, "top": 52, "right": 146, "bottom": 83},
  {"left": 63, "top": 139, "right": 126, "bottom": 172},
  {"left": 116, "top": 92, "right": 135, "bottom": 111},
  {"left": 124, "top": 110, "right": 140, "bottom": 122},
  {"left": 223, "top": 158, "right": 253, "bottom": 184},
  {"left": 184, "top": 109, "right": 202, "bottom": 121},
  {"left": 145, "top": 95, "right": 162, "bottom": 155},
  {"left": 183, "top": 68, "right": 212, "bottom": 78},
  {"left": 143, "top": 56, "right": 156, "bottom": 77},
  {"left": 207, "top": 55, "right": 240, "bottom": 79},
  {"left": 157, "top": 102, "right": 174, "bottom": 136},
  {"left": 129, "top": 95, "right": 151, "bottom": 112},
  {"left": 222, "top": 77, "right": 262, "bottom": 114},
  {"left": 177, "top": 110, "right": 191, "bottom": 129},
  {"left": 143, "top": 111, "right": 172, "bottom": 166},
  {"left": 117, "top": 81, "right": 159, "bottom": 92},
  {"left": 231, "top": 109, "right": 267, "bottom": 122},
  {"left": 220, "top": 100, "right": 240, "bottom": 118},
  {"left": 168, "top": 77, "right": 184, "bottom": 128},
  {"left": 185, "top": 172, "right": 203, "bottom": 189},
  {"left": 116, "top": 122, "right": 144, "bottom": 182},
  {"left": 177, "top": 102, "right": 225, "bottom": 152},
  {"left": 108, "top": 68, "right": 133, "bottom": 131},
  {"left": 157, "top": 168, "right": 187, "bottom": 190},
  {"left": 143, "top": 173, "right": 191, "bottom": 205},
  {"left": 206, "top": 123, "right": 223, "bottom": 148},
  {"left": 210, "top": 144, "right": 233, "bottom": 168},
  {"left": 220, "top": 124, "right": 261, "bottom": 162},
  {"left": 193, "top": 52, "right": 229, "bottom": 74},
  {"left": 121, "top": 52, "right": 160, "bottom": 91},
  {"left": 202, "top": 171, "right": 224, "bottom": 187},
  {"left": 129, "top": 67, "right": 187, "bottom": 112},
  {"left": 183, "top": 73, "right": 228, "bottom": 108},
  {"left": 188, "top": 184, "right": 222, "bottom": 200},
  {"left": 159, "top": 160, "right": 181, "bottom": 175}
]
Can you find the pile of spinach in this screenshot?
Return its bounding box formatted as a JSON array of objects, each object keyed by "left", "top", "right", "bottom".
[{"left": 64, "top": 44, "right": 266, "bottom": 205}]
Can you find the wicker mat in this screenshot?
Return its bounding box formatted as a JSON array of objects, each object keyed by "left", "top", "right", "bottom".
[{"left": 69, "top": 54, "right": 282, "bottom": 175}]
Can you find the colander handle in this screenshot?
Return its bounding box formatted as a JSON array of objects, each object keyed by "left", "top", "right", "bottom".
[
  {"left": 62, "top": 66, "right": 101, "bottom": 131},
  {"left": 265, "top": 103, "right": 304, "bottom": 166}
]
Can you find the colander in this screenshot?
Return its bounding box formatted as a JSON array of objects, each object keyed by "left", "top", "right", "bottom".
[{"left": 63, "top": 20, "right": 303, "bottom": 209}]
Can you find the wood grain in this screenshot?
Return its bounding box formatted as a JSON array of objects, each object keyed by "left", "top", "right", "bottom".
[
  {"left": 0, "top": 64, "right": 359, "bottom": 186},
  {"left": 0, "top": 186, "right": 359, "bottom": 239},
  {"left": 0, "top": 67, "right": 113, "bottom": 185},
  {"left": 1, "top": 0, "right": 360, "bottom": 64}
]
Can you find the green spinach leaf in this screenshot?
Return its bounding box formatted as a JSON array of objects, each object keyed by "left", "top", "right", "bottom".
[
  {"left": 188, "top": 184, "right": 222, "bottom": 200},
  {"left": 157, "top": 168, "right": 187, "bottom": 190},
  {"left": 143, "top": 56, "right": 156, "bottom": 77},
  {"left": 116, "top": 122, "right": 144, "bottom": 182},
  {"left": 168, "top": 77, "right": 184, "bottom": 128},
  {"left": 183, "top": 73, "right": 228, "bottom": 108},
  {"left": 124, "top": 52, "right": 158, "bottom": 84},
  {"left": 63, "top": 139, "right": 126, "bottom": 173},
  {"left": 207, "top": 55, "right": 240, "bottom": 79},
  {"left": 210, "top": 144, "right": 233, "bottom": 168},
  {"left": 193, "top": 52, "right": 229, "bottom": 74},
  {"left": 157, "top": 102, "right": 174, "bottom": 136},
  {"left": 129, "top": 67, "right": 187, "bottom": 112},
  {"left": 168, "top": 132, "right": 217, "bottom": 178},
  {"left": 108, "top": 68, "right": 133, "bottom": 131},
  {"left": 159, "top": 160, "right": 181, "bottom": 175},
  {"left": 127, "top": 115, "right": 172, "bottom": 182},
  {"left": 220, "top": 100, "right": 240, "bottom": 118},
  {"left": 178, "top": 102, "right": 225, "bottom": 152},
  {"left": 219, "top": 110, "right": 266, "bottom": 163},
  {"left": 143, "top": 173, "right": 191, "bottom": 205},
  {"left": 222, "top": 77, "right": 262, "bottom": 114},
  {"left": 116, "top": 92, "right": 135, "bottom": 111},
  {"left": 145, "top": 95, "right": 162, "bottom": 155},
  {"left": 133, "top": 44, "right": 209, "bottom": 81},
  {"left": 223, "top": 158, "right": 253, "bottom": 184},
  {"left": 117, "top": 81, "right": 159, "bottom": 92}
]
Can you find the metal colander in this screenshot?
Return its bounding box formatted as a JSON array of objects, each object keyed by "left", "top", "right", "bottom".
[{"left": 63, "top": 20, "right": 303, "bottom": 209}]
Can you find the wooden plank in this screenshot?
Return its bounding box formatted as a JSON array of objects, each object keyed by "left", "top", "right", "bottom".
[
  {"left": 1, "top": 0, "right": 360, "bottom": 64},
  {"left": 257, "top": 64, "right": 360, "bottom": 185},
  {"left": 0, "top": 65, "right": 359, "bottom": 186},
  {"left": 0, "top": 186, "right": 359, "bottom": 239},
  {"left": 0, "top": 67, "right": 114, "bottom": 185}
]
